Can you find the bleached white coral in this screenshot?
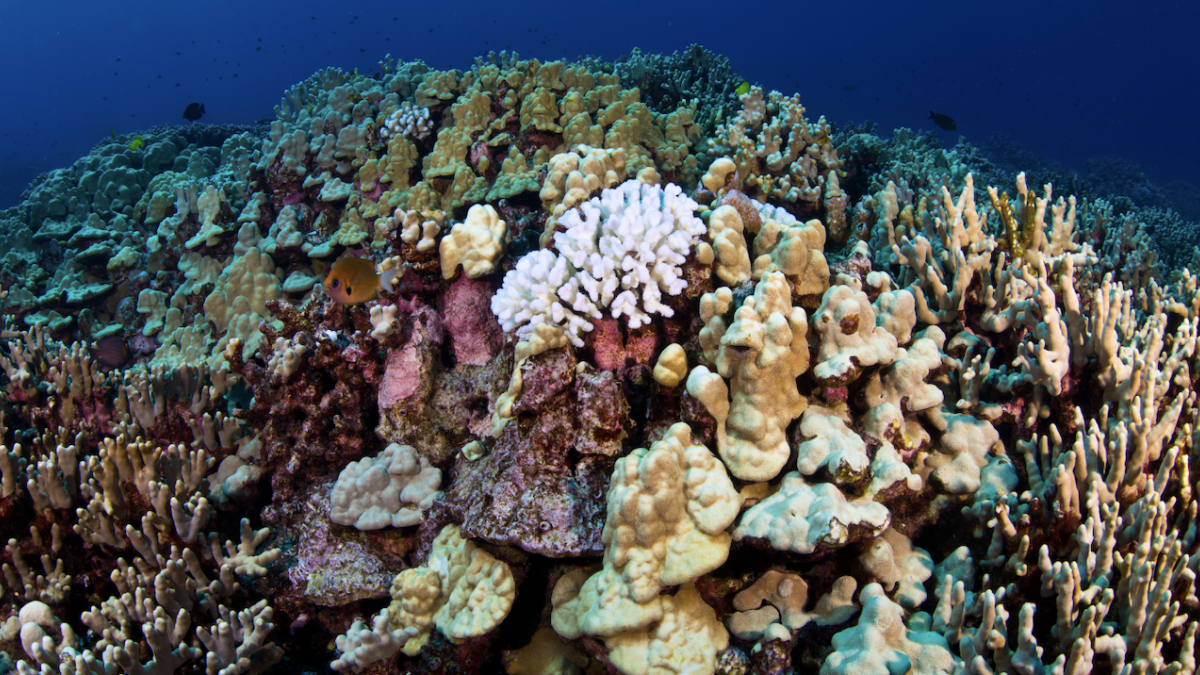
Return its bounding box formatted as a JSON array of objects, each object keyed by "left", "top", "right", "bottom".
[
  {"left": 490, "top": 249, "right": 598, "bottom": 346},
  {"left": 379, "top": 102, "right": 433, "bottom": 140},
  {"left": 556, "top": 180, "right": 705, "bottom": 325},
  {"left": 491, "top": 180, "right": 705, "bottom": 347}
]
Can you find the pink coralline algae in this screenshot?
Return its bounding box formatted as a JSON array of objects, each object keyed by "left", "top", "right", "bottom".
[
  {"left": 446, "top": 347, "right": 626, "bottom": 557},
  {"left": 379, "top": 338, "right": 428, "bottom": 407},
  {"left": 286, "top": 488, "right": 396, "bottom": 606},
  {"left": 439, "top": 275, "right": 502, "bottom": 366},
  {"left": 468, "top": 140, "right": 496, "bottom": 175},
  {"left": 587, "top": 317, "right": 662, "bottom": 376},
  {"left": 375, "top": 304, "right": 481, "bottom": 463}
]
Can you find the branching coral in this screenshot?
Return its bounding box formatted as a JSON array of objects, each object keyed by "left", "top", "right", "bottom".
[
  {"left": 0, "top": 336, "right": 282, "bottom": 675},
  {"left": 491, "top": 179, "right": 706, "bottom": 346}
]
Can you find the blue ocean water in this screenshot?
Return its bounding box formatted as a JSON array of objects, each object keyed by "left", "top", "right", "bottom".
[{"left": 1, "top": 0, "right": 1196, "bottom": 212}]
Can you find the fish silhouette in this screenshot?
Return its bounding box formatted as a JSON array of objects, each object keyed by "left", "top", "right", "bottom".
[
  {"left": 928, "top": 110, "right": 956, "bottom": 131},
  {"left": 182, "top": 102, "right": 205, "bottom": 122}
]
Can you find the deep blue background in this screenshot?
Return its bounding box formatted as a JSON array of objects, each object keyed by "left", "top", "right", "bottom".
[{"left": 2, "top": 0, "right": 1196, "bottom": 209}]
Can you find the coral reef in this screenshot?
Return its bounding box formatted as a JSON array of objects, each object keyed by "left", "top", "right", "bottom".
[
  {"left": 613, "top": 44, "right": 744, "bottom": 135},
  {"left": 2, "top": 47, "right": 1199, "bottom": 675}
]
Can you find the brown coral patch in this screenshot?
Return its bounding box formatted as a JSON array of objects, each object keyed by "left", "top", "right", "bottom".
[{"left": 444, "top": 347, "right": 623, "bottom": 557}]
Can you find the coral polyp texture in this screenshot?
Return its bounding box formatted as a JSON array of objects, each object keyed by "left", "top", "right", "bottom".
[{"left": 2, "top": 45, "right": 1199, "bottom": 675}]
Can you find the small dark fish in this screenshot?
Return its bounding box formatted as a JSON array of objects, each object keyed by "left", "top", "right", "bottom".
[
  {"left": 929, "top": 110, "right": 957, "bottom": 131},
  {"left": 183, "top": 102, "right": 205, "bottom": 122},
  {"left": 842, "top": 85, "right": 858, "bottom": 91},
  {"left": 90, "top": 336, "right": 129, "bottom": 370}
]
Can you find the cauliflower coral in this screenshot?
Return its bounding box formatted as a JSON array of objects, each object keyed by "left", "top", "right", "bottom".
[{"left": 491, "top": 179, "right": 706, "bottom": 346}]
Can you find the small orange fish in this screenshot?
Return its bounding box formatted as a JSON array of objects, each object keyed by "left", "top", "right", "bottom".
[{"left": 323, "top": 256, "right": 398, "bottom": 305}]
